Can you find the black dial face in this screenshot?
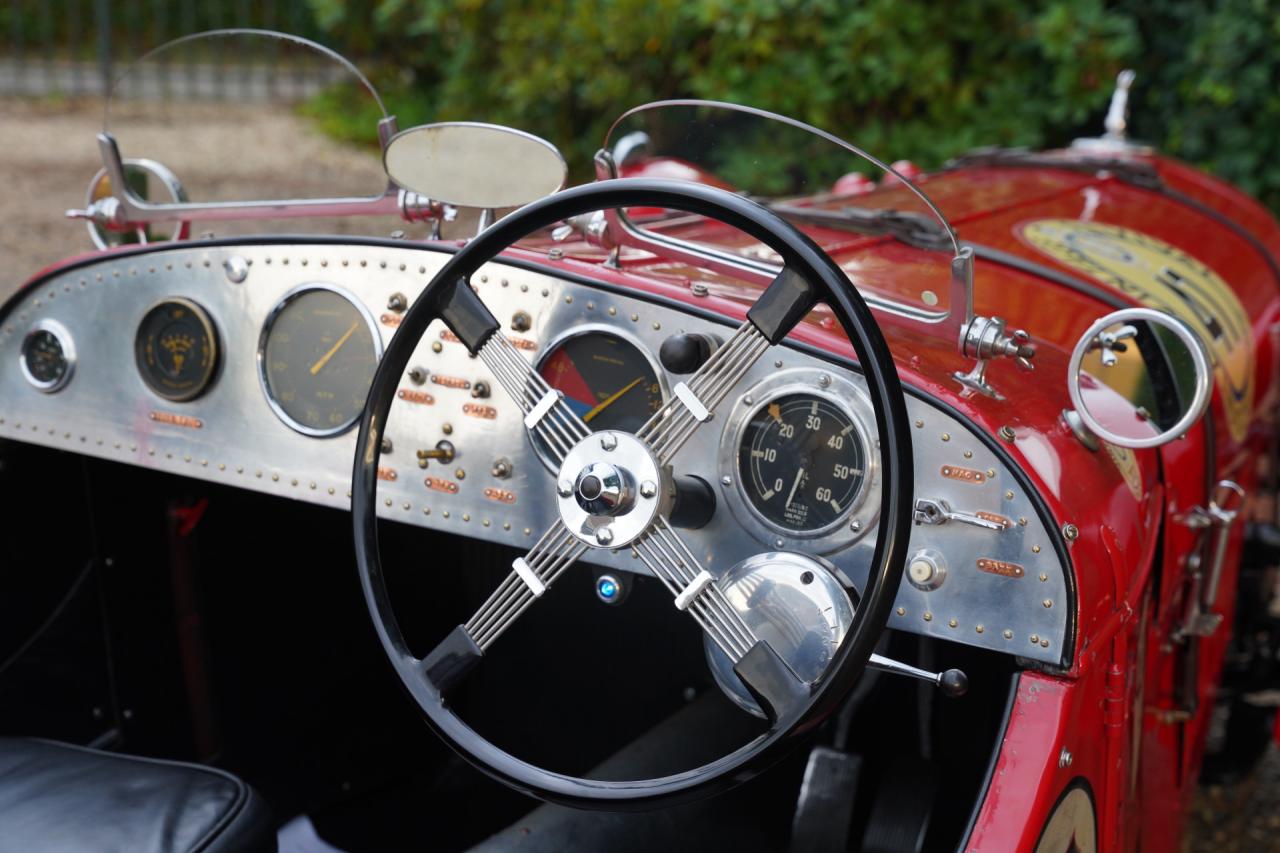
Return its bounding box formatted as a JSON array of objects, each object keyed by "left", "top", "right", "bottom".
[
  {"left": 135, "top": 298, "right": 219, "bottom": 401},
  {"left": 536, "top": 331, "right": 663, "bottom": 447},
  {"left": 261, "top": 286, "right": 380, "bottom": 436},
  {"left": 20, "top": 326, "right": 71, "bottom": 391},
  {"left": 738, "top": 393, "right": 866, "bottom": 534}
]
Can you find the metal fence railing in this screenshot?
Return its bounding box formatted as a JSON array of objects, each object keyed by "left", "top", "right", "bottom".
[{"left": 0, "top": 0, "right": 327, "bottom": 100}]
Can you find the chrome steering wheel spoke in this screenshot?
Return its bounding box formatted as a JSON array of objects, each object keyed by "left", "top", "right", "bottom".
[{"left": 477, "top": 328, "right": 591, "bottom": 466}]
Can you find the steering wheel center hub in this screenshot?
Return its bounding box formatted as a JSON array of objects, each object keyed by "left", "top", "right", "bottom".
[{"left": 557, "top": 431, "right": 664, "bottom": 548}]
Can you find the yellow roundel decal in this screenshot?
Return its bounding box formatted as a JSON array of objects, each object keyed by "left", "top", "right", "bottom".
[{"left": 1021, "top": 219, "right": 1254, "bottom": 441}]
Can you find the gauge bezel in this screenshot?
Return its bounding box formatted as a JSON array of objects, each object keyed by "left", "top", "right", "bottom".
[
  {"left": 718, "top": 367, "right": 879, "bottom": 553},
  {"left": 530, "top": 321, "right": 669, "bottom": 471},
  {"left": 257, "top": 282, "right": 384, "bottom": 438},
  {"left": 134, "top": 296, "right": 220, "bottom": 402},
  {"left": 19, "top": 318, "right": 76, "bottom": 393}
]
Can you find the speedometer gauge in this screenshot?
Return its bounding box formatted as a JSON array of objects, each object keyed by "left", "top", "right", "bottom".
[
  {"left": 259, "top": 284, "right": 381, "bottom": 437},
  {"left": 738, "top": 393, "right": 866, "bottom": 534}
]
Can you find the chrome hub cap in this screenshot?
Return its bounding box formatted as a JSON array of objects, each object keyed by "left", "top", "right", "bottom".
[{"left": 556, "top": 430, "right": 665, "bottom": 548}]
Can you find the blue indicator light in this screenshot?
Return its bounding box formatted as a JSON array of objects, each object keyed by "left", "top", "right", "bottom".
[
  {"left": 596, "top": 575, "right": 623, "bottom": 604},
  {"left": 598, "top": 579, "right": 618, "bottom": 599}
]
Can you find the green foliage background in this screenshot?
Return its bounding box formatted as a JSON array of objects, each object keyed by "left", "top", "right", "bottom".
[{"left": 299, "top": 0, "right": 1280, "bottom": 214}]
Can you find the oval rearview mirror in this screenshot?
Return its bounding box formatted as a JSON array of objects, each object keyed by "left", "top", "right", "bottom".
[
  {"left": 85, "top": 158, "right": 188, "bottom": 250},
  {"left": 1067, "top": 307, "right": 1213, "bottom": 449},
  {"left": 383, "top": 122, "right": 567, "bottom": 210}
]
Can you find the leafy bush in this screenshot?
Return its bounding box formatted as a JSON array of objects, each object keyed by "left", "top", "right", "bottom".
[{"left": 306, "top": 0, "right": 1278, "bottom": 213}]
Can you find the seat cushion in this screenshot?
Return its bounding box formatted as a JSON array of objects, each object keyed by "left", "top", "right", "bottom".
[{"left": 0, "top": 738, "right": 275, "bottom": 853}]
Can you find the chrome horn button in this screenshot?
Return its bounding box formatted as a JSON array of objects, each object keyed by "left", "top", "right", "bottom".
[{"left": 556, "top": 431, "right": 666, "bottom": 548}]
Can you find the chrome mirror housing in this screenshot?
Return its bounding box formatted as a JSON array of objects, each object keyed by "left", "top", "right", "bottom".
[
  {"left": 1066, "top": 307, "right": 1213, "bottom": 449},
  {"left": 383, "top": 122, "right": 567, "bottom": 212}
]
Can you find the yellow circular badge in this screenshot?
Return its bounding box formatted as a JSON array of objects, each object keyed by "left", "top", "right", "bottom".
[{"left": 1021, "top": 219, "right": 1254, "bottom": 441}]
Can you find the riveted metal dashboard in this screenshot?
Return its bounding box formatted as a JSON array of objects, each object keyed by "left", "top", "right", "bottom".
[{"left": 0, "top": 241, "right": 1072, "bottom": 666}]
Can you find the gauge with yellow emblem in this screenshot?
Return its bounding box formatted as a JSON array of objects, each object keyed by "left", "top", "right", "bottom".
[
  {"left": 258, "top": 283, "right": 382, "bottom": 437},
  {"left": 135, "top": 298, "right": 219, "bottom": 401}
]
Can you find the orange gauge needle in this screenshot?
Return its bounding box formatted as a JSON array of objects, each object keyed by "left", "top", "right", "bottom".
[
  {"left": 584, "top": 377, "right": 644, "bottom": 423},
  {"left": 309, "top": 322, "right": 359, "bottom": 376}
]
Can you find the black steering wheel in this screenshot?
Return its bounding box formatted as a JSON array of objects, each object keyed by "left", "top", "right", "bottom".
[{"left": 352, "top": 179, "right": 914, "bottom": 810}]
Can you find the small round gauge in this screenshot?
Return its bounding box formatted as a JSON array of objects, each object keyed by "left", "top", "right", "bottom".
[
  {"left": 20, "top": 320, "right": 75, "bottom": 392},
  {"left": 535, "top": 329, "right": 664, "bottom": 459},
  {"left": 135, "top": 298, "right": 219, "bottom": 401},
  {"left": 737, "top": 393, "right": 867, "bottom": 534},
  {"left": 259, "top": 284, "right": 381, "bottom": 437}
]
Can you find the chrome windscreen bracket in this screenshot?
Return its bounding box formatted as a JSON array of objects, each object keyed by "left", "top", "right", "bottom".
[{"left": 953, "top": 297, "right": 1036, "bottom": 400}]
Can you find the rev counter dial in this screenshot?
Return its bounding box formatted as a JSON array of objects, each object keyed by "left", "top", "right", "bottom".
[
  {"left": 737, "top": 393, "right": 866, "bottom": 534},
  {"left": 259, "top": 284, "right": 382, "bottom": 437}
]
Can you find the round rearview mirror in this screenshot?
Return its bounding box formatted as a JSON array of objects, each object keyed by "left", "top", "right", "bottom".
[
  {"left": 1067, "top": 307, "right": 1213, "bottom": 449},
  {"left": 383, "top": 122, "right": 567, "bottom": 210},
  {"left": 85, "top": 159, "right": 188, "bottom": 250}
]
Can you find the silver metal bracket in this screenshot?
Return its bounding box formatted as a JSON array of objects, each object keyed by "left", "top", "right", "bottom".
[
  {"left": 913, "top": 498, "right": 1006, "bottom": 531},
  {"left": 1174, "top": 480, "right": 1246, "bottom": 640},
  {"left": 954, "top": 314, "right": 1035, "bottom": 399}
]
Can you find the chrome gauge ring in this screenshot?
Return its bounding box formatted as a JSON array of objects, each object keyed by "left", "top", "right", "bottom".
[{"left": 718, "top": 366, "right": 880, "bottom": 554}]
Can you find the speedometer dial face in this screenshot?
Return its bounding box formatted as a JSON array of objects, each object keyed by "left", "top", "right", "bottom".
[
  {"left": 259, "top": 285, "right": 381, "bottom": 437},
  {"left": 535, "top": 330, "right": 663, "bottom": 458},
  {"left": 737, "top": 394, "right": 866, "bottom": 534}
]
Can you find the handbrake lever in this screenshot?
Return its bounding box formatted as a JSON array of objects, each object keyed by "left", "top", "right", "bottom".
[{"left": 868, "top": 653, "right": 969, "bottom": 698}]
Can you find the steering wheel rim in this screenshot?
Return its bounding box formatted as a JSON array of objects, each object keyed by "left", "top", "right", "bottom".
[{"left": 352, "top": 178, "right": 914, "bottom": 810}]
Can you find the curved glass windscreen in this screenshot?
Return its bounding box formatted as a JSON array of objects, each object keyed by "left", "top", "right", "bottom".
[
  {"left": 600, "top": 101, "right": 960, "bottom": 318},
  {"left": 102, "top": 29, "right": 388, "bottom": 211}
]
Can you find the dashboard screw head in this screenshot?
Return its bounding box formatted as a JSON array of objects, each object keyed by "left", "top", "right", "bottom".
[
  {"left": 595, "top": 527, "right": 614, "bottom": 546},
  {"left": 557, "top": 479, "right": 574, "bottom": 497},
  {"left": 600, "top": 433, "right": 618, "bottom": 451},
  {"left": 223, "top": 255, "right": 249, "bottom": 284},
  {"left": 640, "top": 480, "right": 657, "bottom": 498}
]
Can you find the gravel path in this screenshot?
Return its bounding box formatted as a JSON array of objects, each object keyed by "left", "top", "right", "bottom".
[
  {"left": 2, "top": 96, "right": 1277, "bottom": 850},
  {"left": 0, "top": 97, "right": 392, "bottom": 303}
]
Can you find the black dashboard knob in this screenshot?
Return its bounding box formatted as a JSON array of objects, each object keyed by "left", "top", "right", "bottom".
[{"left": 659, "top": 333, "right": 715, "bottom": 374}]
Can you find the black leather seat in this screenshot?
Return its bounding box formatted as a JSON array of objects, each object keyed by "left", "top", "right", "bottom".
[{"left": 0, "top": 738, "right": 276, "bottom": 853}]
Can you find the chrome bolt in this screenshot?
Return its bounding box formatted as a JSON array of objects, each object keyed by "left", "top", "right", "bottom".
[
  {"left": 1062, "top": 523, "right": 1079, "bottom": 541},
  {"left": 690, "top": 282, "right": 709, "bottom": 297},
  {"left": 600, "top": 434, "right": 618, "bottom": 451},
  {"left": 721, "top": 475, "right": 732, "bottom": 486},
  {"left": 557, "top": 479, "right": 574, "bottom": 497},
  {"left": 595, "top": 527, "right": 614, "bottom": 546},
  {"left": 1058, "top": 748, "right": 1073, "bottom": 768},
  {"left": 387, "top": 292, "right": 408, "bottom": 313},
  {"left": 999, "top": 425, "right": 1016, "bottom": 442},
  {"left": 548, "top": 247, "right": 565, "bottom": 260},
  {"left": 223, "top": 255, "right": 249, "bottom": 284},
  {"left": 818, "top": 374, "right": 831, "bottom": 388},
  {"left": 640, "top": 480, "right": 657, "bottom": 498}
]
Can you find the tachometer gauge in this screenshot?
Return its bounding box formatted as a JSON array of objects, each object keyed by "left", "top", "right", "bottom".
[
  {"left": 534, "top": 329, "right": 664, "bottom": 461},
  {"left": 20, "top": 320, "right": 75, "bottom": 392},
  {"left": 135, "top": 298, "right": 219, "bottom": 401},
  {"left": 259, "top": 284, "right": 381, "bottom": 437},
  {"left": 738, "top": 393, "right": 866, "bottom": 534}
]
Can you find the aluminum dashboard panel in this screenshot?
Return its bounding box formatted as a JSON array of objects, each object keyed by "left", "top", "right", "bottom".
[{"left": 0, "top": 241, "right": 1070, "bottom": 665}]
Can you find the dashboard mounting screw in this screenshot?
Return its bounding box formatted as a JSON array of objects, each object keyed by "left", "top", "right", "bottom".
[
  {"left": 600, "top": 434, "right": 618, "bottom": 451},
  {"left": 640, "top": 480, "right": 657, "bottom": 498},
  {"left": 387, "top": 292, "right": 408, "bottom": 313},
  {"left": 595, "top": 527, "right": 614, "bottom": 546},
  {"left": 491, "top": 458, "right": 512, "bottom": 479},
  {"left": 720, "top": 475, "right": 732, "bottom": 487},
  {"left": 557, "top": 479, "right": 574, "bottom": 498},
  {"left": 819, "top": 374, "right": 831, "bottom": 388},
  {"left": 408, "top": 366, "right": 427, "bottom": 385},
  {"left": 510, "top": 311, "right": 532, "bottom": 332},
  {"left": 1062, "top": 523, "right": 1079, "bottom": 541}
]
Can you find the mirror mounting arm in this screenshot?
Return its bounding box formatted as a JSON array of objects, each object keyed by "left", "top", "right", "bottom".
[{"left": 953, "top": 304, "right": 1036, "bottom": 400}]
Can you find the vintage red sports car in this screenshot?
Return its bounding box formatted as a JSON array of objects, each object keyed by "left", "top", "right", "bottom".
[{"left": 0, "top": 30, "right": 1277, "bottom": 853}]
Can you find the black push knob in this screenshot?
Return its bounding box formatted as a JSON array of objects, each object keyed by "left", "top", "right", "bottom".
[
  {"left": 659, "top": 333, "right": 716, "bottom": 374},
  {"left": 939, "top": 668, "right": 969, "bottom": 698}
]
